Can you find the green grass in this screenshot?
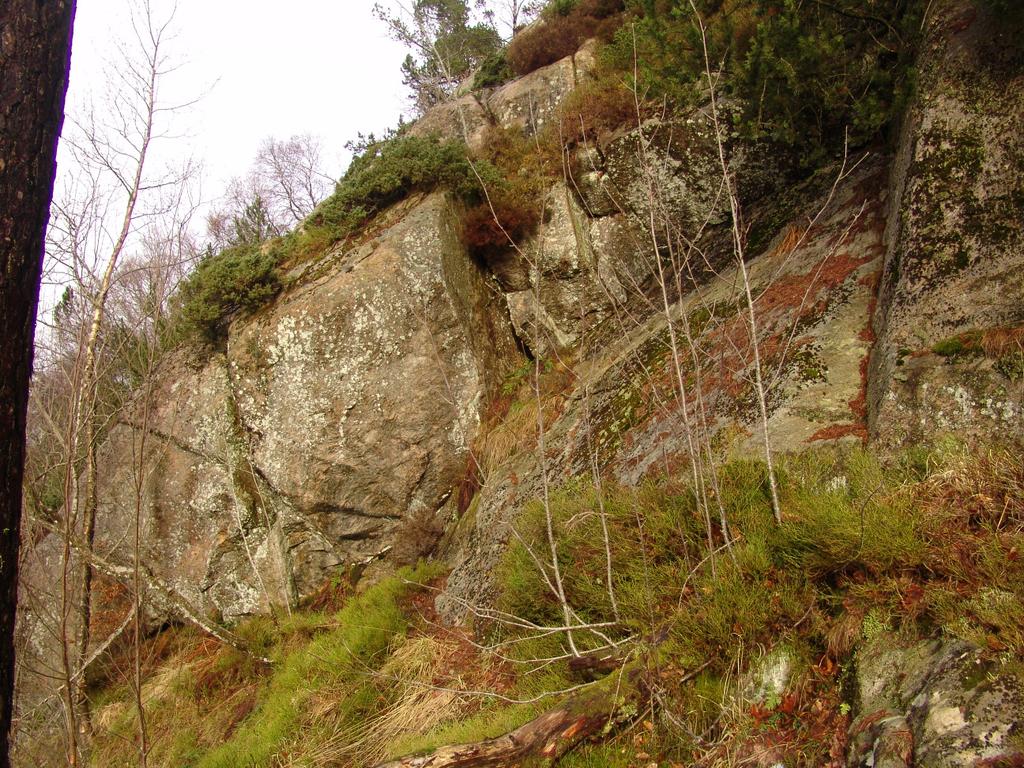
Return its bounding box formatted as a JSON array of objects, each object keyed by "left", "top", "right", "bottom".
[
  {"left": 386, "top": 700, "right": 542, "bottom": 759},
  {"left": 197, "top": 562, "right": 442, "bottom": 768},
  {"left": 89, "top": 563, "right": 443, "bottom": 768},
  {"left": 87, "top": 443, "right": 1023, "bottom": 767},
  {"left": 491, "top": 442, "right": 1024, "bottom": 764}
]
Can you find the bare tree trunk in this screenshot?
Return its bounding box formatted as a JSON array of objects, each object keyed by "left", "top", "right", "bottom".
[
  {"left": 687, "top": 1, "right": 783, "bottom": 523},
  {"left": 56, "top": 5, "right": 168, "bottom": 742},
  {"left": 0, "top": 3, "right": 77, "bottom": 765},
  {"left": 130, "top": 367, "right": 155, "bottom": 767}
]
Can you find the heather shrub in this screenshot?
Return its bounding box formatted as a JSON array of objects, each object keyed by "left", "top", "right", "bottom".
[
  {"left": 556, "top": 69, "right": 637, "bottom": 145},
  {"left": 459, "top": 188, "right": 541, "bottom": 257},
  {"left": 459, "top": 126, "right": 554, "bottom": 258},
  {"left": 506, "top": 0, "right": 625, "bottom": 76}
]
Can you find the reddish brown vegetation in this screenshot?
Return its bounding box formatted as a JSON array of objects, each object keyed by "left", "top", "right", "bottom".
[
  {"left": 459, "top": 196, "right": 540, "bottom": 258},
  {"left": 982, "top": 325, "right": 1024, "bottom": 357},
  {"left": 767, "top": 224, "right": 804, "bottom": 261},
  {"left": 456, "top": 453, "right": 483, "bottom": 516},
  {"left": 808, "top": 350, "right": 871, "bottom": 444},
  {"left": 757, "top": 250, "right": 873, "bottom": 319},
  {"left": 506, "top": 0, "right": 625, "bottom": 77},
  {"left": 302, "top": 575, "right": 354, "bottom": 614},
  {"left": 850, "top": 354, "right": 870, "bottom": 421},
  {"left": 460, "top": 127, "right": 549, "bottom": 259},
  {"left": 559, "top": 73, "right": 636, "bottom": 147},
  {"left": 808, "top": 423, "right": 868, "bottom": 442},
  {"left": 89, "top": 576, "right": 133, "bottom": 638},
  {"left": 405, "top": 578, "right": 518, "bottom": 699},
  {"left": 699, "top": 656, "right": 851, "bottom": 768}
]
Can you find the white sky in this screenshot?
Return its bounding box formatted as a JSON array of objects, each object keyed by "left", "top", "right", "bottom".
[
  {"left": 39, "top": 0, "right": 410, "bottom": 319},
  {"left": 61, "top": 0, "right": 409, "bottom": 204}
]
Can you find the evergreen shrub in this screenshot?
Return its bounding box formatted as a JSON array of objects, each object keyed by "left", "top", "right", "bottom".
[
  {"left": 609, "top": 0, "right": 923, "bottom": 161},
  {"left": 473, "top": 49, "right": 515, "bottom": 89},
  {"left": 174, "top": 243, "right": 282, "bottom": 344}
]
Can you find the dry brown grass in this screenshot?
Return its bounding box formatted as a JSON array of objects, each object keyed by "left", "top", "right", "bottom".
[
  {"left": 473, "top": 356, "right": 576, "bottom": 479},
  {"left": 766, "top": 223, "right": 804, "bottom": 261},
  {"left": 919, "top": 445, "right": 1024, "bottom": 531},
  {"left": 824, "top": 608, "right": 865, "bottom": 660},
  {"left": 288, "top": 636, "right": 469, "bottom": 768},
  {"left": 476, "top": 395, "right": 559, "bottom": 476},
  {"left": 981, "top": 325, "right": 1024, "bottom": 357}
]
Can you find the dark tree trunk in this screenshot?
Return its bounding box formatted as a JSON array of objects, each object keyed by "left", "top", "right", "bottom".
[{"left": 0, "top": 1, "right": 77, "bottom": 764}]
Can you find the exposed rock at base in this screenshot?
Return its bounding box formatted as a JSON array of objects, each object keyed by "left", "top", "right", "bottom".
[
  {"left": 848, "top": 636, "right": 1024, "bottom": 767},
  {"left": 742, "top": 646, "right": 796, "bottom": 707},
  {"left": 869, "top": 0, "right": 1024, "bottom": 447}
]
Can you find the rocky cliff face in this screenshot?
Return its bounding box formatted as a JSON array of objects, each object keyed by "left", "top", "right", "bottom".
[
  {"left": 848, "top": 636, "right": 1024, "bottom": 767},
  {"left": 869, "top": 0, "right": 1024, "bottom": 445},
  {"left": 19, "top": 0, "right": 1023, "bottom": 712},
  {"left": 87, "top": 193, "right": 520, "bottom": 623},
  {"left": 439, "top": 149, "right": 892, "bottom": 619}
]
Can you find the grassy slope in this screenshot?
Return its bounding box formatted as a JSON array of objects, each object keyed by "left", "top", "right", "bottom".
[{"left": 87, "top": 441, "right": 1023, "bottom": 767}]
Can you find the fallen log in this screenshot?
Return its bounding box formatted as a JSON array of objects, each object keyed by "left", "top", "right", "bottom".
[
  {"left": 567, "top": 650, "right": 628, "bottom": 682},
  {"left": 374, "top": 662, "right": 648, "bottom": 767}
]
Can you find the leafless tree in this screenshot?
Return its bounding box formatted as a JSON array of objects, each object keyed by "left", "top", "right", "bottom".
[
  {"left": 686, "top": 0, "right": 782, "bottom": 523},
  {"left": 18, "top": 225, "right": 205, "bottom": 765},
  {"left": 253, "top": 134, "right": 334, "bottom": 227},
  {"left": 33, "top": 0, "right": 196, "bottom": 759},
  {"left": 481, "top": 0, "right": 542, "bottom": 38},
  {"left": 204, "top": 133, "right": 333, "bottom": 249},
  {"left": 110, "top": 225, "right": 192, "bottom": 767}
]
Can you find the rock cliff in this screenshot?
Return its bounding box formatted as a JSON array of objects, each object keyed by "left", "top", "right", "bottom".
[
  {"left": 28, "top": 0, "right": 1023, "bottom": 634},
  {"left": 90, "top": 194, "right": 521, "bottom": 621},
  {"left": 15, "top": 3, "right": 1024, "bottom": 761},
  {"left": 869, "top": 0, "right": 1024, "bottom": 445}
]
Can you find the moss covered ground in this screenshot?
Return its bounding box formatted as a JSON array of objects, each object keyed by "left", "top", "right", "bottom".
[{"left": 86, "top": 440, "right": 1023, "bottom": 767}]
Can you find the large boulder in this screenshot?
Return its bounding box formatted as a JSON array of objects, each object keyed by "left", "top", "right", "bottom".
[
  {"left": 88, "top": 193, "right": 520, "bottom": 622},
  {"left": 868, "top": 0, "right": 1024, "bottom": 447},
  {"left": 408, "top": 94, "right": 491, "bottom": 151}
]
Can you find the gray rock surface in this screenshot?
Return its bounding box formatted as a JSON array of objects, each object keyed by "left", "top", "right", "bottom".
[
  {"left": 848, "top": 636, "right": 1024, "bottom": 767},
  {"left": 869, "top": 0, "right": 1024, "bottom": 447},
  {"left": 88, "top": 194, "right": 520, "bottom": 622},
  {"left": 410, "top": 39, "right": 599, "bottom": 151}
]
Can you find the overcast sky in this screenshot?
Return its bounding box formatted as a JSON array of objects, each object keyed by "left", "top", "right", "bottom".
[{"left": 61, "top": 0, "right": 409, "bottom": 203}]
